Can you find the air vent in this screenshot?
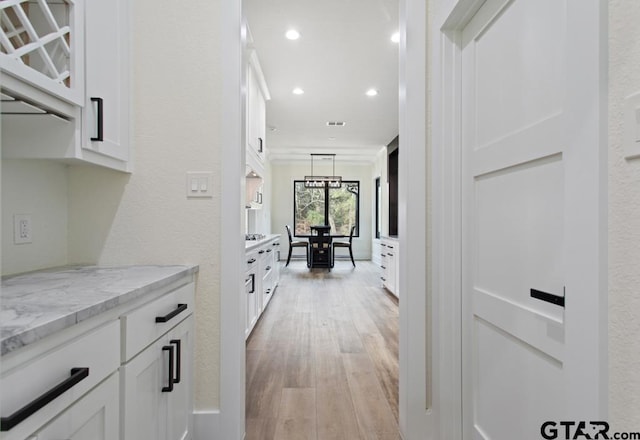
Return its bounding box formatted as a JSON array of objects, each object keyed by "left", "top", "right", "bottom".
[{"left": 326, "top": 121, "right": 346, "bottom": 127}]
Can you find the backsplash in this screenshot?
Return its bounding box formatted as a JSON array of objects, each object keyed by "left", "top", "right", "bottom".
[{"left": 1, "top": 159, "right": 69, "bottom": 275}]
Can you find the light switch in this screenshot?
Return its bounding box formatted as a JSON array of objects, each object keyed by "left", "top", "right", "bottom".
[
  {"left": 187, "top": 172, "right": 213, "bottom": 198},
  {"left": 624, "top": 92, "right": 640, "bottom": 159}
]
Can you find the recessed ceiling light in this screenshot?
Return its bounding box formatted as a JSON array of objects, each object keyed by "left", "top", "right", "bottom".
[
  {"left": 292, "top": 87, "right": 304, "bottom": 95},
  {"left": 391, "top": 32, "right": 400, "bottom": 43},
  {"left": 285, "top": 29, "right": 300, "bottom": 40},
  {"left": 366, "top": 89, "right": 379, "bottom": 97}
]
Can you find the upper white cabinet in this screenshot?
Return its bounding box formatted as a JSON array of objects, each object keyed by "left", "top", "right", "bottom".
[
  {"left": 245, "top": 49, "right": 269, "bottom": 173},
  {"left": 0, "top": 0, "right": 85, "bottom": 107},
  {"left": 80, "top": 0, "right": 130, "bottom": 165},
  {"left": 1, "top": 0, "right": 131, "bottom": 172}
]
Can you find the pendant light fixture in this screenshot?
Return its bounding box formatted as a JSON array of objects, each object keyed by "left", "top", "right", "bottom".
[{"left": 304, "top": 153, "right": 342, "bottom": 188}]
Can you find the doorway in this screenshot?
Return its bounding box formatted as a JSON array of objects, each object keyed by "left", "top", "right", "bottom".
[{"left": 219, "top": 0, "right": 430, "bottom": 438}]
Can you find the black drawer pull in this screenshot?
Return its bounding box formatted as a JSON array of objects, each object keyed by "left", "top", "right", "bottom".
[
  {"left": 265, "top": 266, "right": 271, "bottom": 271},
  {"left": 387, "top": 245, "right": 394, "bottom": 249},
  {"left": 90, "top": 97, "right": 104, "bottom": 141},
  {"left": 155, "top": 304, "right": 188, "bottom": 323},
  {"left": 530, "top": 288, "right": 565, "bottom": 307},
  {"left": 162, "top": 346, "right": 174, "bottom": 392},
  {"left": 1, "top": 367, "right": 89, "bottom": 432},
  {"left": 387, "top": 253, "right": 393, "bottom": 256},
  {"left": 258, "top": 250, "right": 265, "bottom": 254},
  {"left": 170, "top": 339, "right": 182, "bottom": 384},
  {"left": 381, "top": 254, "right": 386, "bottom": 258},
  {"left": 381, "top": 277, "right": 386, "bottom": 281},
  {"left": 247, "top": 258, "right": 256, "bottom": 264},
  {"left": 381, "top": 265, "right": 386, "bottom": 269},
  {"left": 266, "top": 249, "right": 272, "bottom": 253},
  {"left": 249, "top": 274, "right": 255, "bottom": 294}
]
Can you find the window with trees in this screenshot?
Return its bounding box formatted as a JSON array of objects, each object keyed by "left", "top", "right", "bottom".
[{"left": 293, "top": 180, "right": 359, "bottom": 237}]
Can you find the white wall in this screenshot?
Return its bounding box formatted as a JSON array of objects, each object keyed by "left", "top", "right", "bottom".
[
  {"left": 1, "top": 160, "right": 68, "bottom": 275},
  {"left": 270, "top": 160, "right": 374, "bottom": 260},
  {"left": 67, "top": 0, "right": 223, "bottom": 412},
  {"left": 609, "top": 0, "right": 640, "bottom": 429}
]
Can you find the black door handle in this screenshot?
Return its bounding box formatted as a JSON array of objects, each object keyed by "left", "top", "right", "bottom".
[
  {"left": 530, "top": 288, "right": 565, "bottom": 307},
  {"left": 170, "top": 339, "right": 182, "bottom": 384},
  {"left": 90, "top": 97, "right": 103, "bottom": 141},
  {"left": 1, "top": 367, "right": 89, "bottom": 431},
  {"left": 162, "top": 345, "right": 174, "bottom": 392},
  {"left": 155, "top": 304, "right": 188, "bottom": 323}
]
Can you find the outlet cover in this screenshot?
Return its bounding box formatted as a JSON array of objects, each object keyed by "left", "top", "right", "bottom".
[{"left": 14, "top": 214, "right": 32, "bottom": 244}]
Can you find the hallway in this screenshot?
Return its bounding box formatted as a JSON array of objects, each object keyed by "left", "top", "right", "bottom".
[{"left": 245, "top": 261, "right": 400, "bottom": 439}]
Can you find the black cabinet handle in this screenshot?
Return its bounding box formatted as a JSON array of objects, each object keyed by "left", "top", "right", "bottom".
[
  {"left": 381, "top": 265, "right": 386, "bottom": 269},
  {"left": 90, "top": 97, "right": 103, "bottom": 142},
  {"left": 249, "top": 274, "right": 255, "bottom": 293},
  {"left": 155, "top": 304, "right": 188, "bottom": 323},
  {"left": 266, "top": 249, "right": 272, "bottom": 253},
  {"left": 381, "top": 277, "right": 386, "bottom": 281},
  {"left": 1, "top": 367, "right": 89, "bottom": 432},
  {"left": 247, "top": 258, "right": 256, "bottom": 264},
  {"left": 530, "top": 288, "right": 565, "bottom": 308},
  {"left": 258, "top": 250, "right": 265, "bottom": 254},
  {"left": 387, "top": 253, "right": 393, "bottom": 256},
  {"left": 258, "top": 137, "right": 263, "bottom": 153},
  {"left": 162, "top": 346, "right": 174, "bottom": 392},
  {"left": 265, "top": 266, "right": 271, "bottom": 271},
  {"left": 387, "top": 245, "right": 394, "bottom": 249},
  {"left": 381, "top": 254, "right": 386, "bottom": 258},
  {"left": 170, "top": 339, "right": 182, "bottom": 384},
  {"left": 266, "top": 288, "right": 271, "bottom": 295}
]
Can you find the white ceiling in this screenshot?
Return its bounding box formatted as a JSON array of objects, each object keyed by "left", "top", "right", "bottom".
[{"left": 244, "top": 0, "right": 399, "bottom": 163}]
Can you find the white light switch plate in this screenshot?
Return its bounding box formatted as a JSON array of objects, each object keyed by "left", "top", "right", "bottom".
[
  {"left": 186, "top": 172, "right": 213, "bottom": 198},
  {"left": 624, "top": 92, "right": 640, "bottom": 159}
]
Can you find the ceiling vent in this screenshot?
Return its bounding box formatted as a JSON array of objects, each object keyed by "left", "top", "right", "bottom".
[{"left": 326, "top": 121, "right": 346, "bottom": 127}]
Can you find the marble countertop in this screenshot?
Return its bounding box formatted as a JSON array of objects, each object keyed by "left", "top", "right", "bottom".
[
  {"left": 1, "top": 265, "right": 198, "bottom": 356},
  {"left": 245, "top": 234, "right": 281, "bottom": 251}
]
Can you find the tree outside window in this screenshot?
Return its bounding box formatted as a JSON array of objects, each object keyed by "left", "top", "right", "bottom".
[{"left": 294, "top": 181, "right": 359, "bottom": 236}]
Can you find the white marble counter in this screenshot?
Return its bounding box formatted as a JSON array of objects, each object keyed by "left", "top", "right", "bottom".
[
  {"left": 245, "top": 234, "right": 281, "bottom": 252},
  {"left": 1, "top": 265, "right": 198, "bottom": 356}
]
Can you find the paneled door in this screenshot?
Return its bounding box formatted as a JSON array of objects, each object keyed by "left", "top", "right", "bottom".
[{"left": 460, "top": 0, "right": 605, "bottom": 439}]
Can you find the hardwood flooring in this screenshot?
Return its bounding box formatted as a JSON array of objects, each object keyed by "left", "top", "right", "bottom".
[{"left": 246, "top": 261, "right": 400, "bottom": 440}]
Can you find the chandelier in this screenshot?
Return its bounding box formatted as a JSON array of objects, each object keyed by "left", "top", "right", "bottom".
[{"left": 304, "top": 154, "right": 342, "bottom": 188}]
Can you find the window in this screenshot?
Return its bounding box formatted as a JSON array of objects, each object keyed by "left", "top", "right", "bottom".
[{"left": 293, "top": 180, "right": 359, "bottom": 236}]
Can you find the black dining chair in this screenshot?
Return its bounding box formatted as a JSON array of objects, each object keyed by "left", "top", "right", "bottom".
[
  {"left": 285, "top": 225, "right": 309, "bottom": 267},
  {"left": 332, "top": 225, "right": 356, "bottom": 267}
]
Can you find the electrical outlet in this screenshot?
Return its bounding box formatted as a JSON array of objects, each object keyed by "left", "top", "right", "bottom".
[{"left": 14, "top": 214, "right": 32, "bottom": 244}]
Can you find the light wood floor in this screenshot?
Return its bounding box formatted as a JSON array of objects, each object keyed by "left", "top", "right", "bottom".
[{"left": 246, "top": 260, "right": 400, "bottom": 440}]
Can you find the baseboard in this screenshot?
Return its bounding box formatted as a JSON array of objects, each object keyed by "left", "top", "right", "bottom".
[{"left": 193, "top": 410, "right": 220, "bottom": 440}]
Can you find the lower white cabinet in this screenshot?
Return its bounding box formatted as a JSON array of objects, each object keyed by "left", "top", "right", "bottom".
[
  {"left": 28, "top": 372, "right": 120, "bottom": 440},
  {"left": 244, "top": 236, "right": 280, "bottom": 339},
  {"left": 381, "top": 238, "right": 400, "bottom": 298},
  {"left": 121, "top": 316, "right": 193, "bottom": 440},
  {"left": 121, "top": 285, "right": 195, "bottom": 440}
]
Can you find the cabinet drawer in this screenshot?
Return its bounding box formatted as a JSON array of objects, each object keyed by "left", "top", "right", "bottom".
[
  {"left": 246, "top": 250, "right": 259, "bottom": 272},
  {"left": 0, "top": 321, "right": 120, "bottom": 440},
  {"left": 121, "top": 282, "right": 195, "bottom": 362}
]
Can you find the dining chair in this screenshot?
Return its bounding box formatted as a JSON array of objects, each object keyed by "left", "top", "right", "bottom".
[
  {"left": 332, "top": 225, "right": 356, "bottom": 267},
  {"left": 285, "top": 225, "right": 309, "bottom": 267}
]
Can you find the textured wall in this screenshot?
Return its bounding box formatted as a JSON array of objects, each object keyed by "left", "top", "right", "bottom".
[
  {"left": 1, "top": 160, "right": 68, "bottom": 275},
  {"left": 609, "top": 0, "right": 640, "bottom": 429},
  {"left": 270, "top": 161, "right": 374, "bottom": 260},
  {"left": 67, "top": 0, "right": 223, "bottom": 410}
]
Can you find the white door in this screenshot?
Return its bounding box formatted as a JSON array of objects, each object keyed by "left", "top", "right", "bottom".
[{"left": 461, "top": 0, "right": 606, "bottom": 439}]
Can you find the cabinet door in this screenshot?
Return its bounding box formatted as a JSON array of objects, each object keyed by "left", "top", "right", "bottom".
[
  {"left": 245, "top": 271, "right": 257, "bottom": 338},
  {"left": 33, "top": 373, "right": 119, "bottom": 440},
  {"left": 82, "top": 0, "right": 130, "bottom": 163},
  {"left": 166, "top": 318, "right": 194, "bottom": 440},
  {"left": 121, "top": 336, "right": 170, "bottom": 440}
]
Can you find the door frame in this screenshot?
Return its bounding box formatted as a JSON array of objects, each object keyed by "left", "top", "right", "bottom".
[
  {"left": 219, "top": 0, "right": 432, "bottom": 439},
  {"left": 430, "top": 0, "right": 608, "bottom": 439}
]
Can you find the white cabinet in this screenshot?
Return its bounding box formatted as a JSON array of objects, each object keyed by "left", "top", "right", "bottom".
[
  {"left": 1, "top": 0, "right": 131, "bottom": 172},
  {"left": 29, "top": 372, "right": 119, "bottom": 440},
  {"left": 381, "top": 238, "right": 399, "bottom": 298},
  {"left": 121, "top": 284, "right": 195, "bottom": 440},
  {"left": 80, "top": 0, "right": 130, "bottom": 166},
  {"left": 0, "top": 321, "right": 120, "bottom": 440},
  {"left": 245, "top": 50, "right": 269, "bottom": 176},
  {"left": 244, "top": 237, "right": 280, "bottom": 339}
]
